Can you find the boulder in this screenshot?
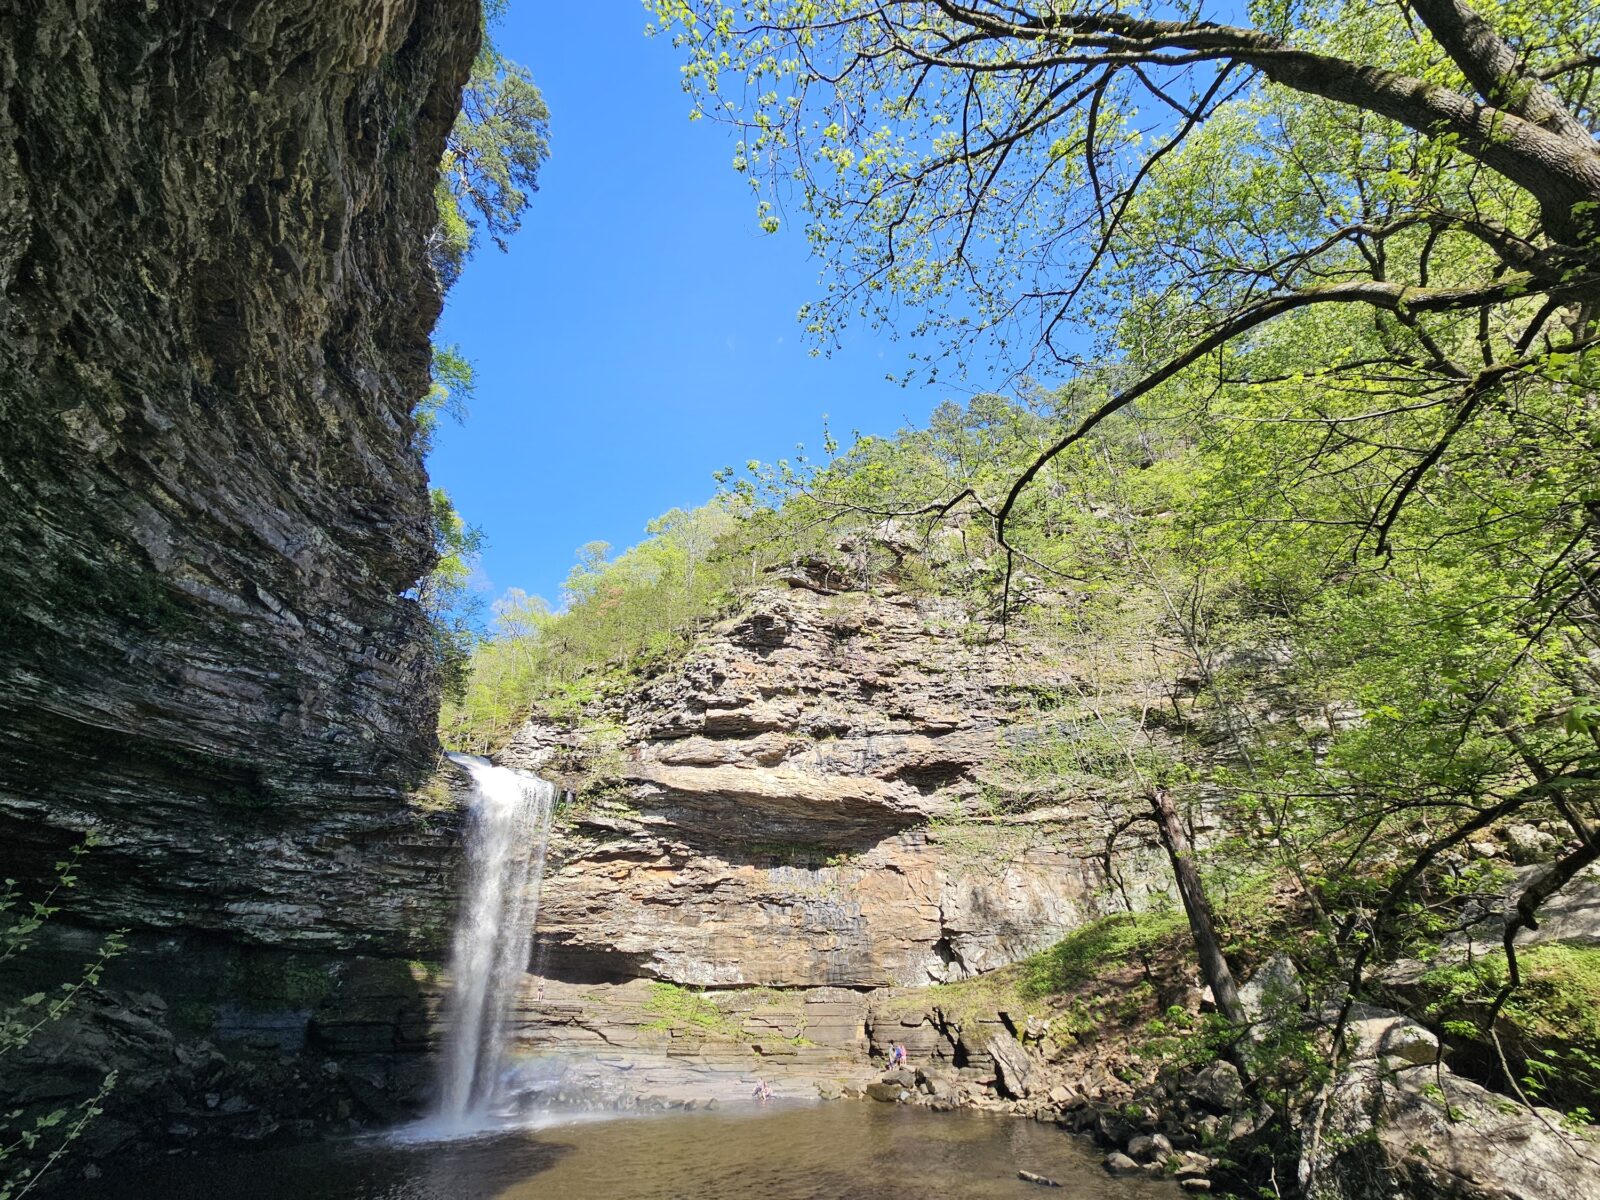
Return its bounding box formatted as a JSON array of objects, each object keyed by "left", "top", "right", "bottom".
[
  {"left": 1126, "top": 1132, "right": 1173, "bottom": 1163},
  {"left": 1504, "top": 823, "right": 1557, "bottom": 864},
  {"left": 1340, "top": 1004, "right": 1439, "bottom": 1068},
  {"left": 1303, "top": 1061, "right": 1600, "bottom": 1200},
  {"left": 1188, "top": 1061, "right": 1244, "bottom": 1113},
  {"left": 1240, "top": 953, "right": 1305, "bottom": 1014},
  {"left": 1104, "top": 1152, "right": 1142, "bottom": 1176},
  {"left": 1097, "top": 1111, "right": 1134, "bottom": 1145},
  {"left": 987, "top": 1035, "right": 1038, "bottom": 1099}
]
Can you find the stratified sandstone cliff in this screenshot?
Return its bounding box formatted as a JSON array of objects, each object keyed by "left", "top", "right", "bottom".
[
  {"left": 506, "top": 570, "right": 1170, "bottom": 991},
  {"left": 0, "top": 1, "right": 475, "bottom": 936}
]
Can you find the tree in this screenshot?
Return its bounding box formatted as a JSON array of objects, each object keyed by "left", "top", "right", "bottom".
[
  {"left": 431, "top": 4, "right": 550, "bottom": 287},
  {"left": 416, "top": 4, "right": 549, "bottom": 698},
  {"left": 415, "top": 344, "right": 475, "bottom": 457},
  {"left": 414, "top": 488, "right": 485, "bottom": 703},
  {"left": 438, "top": 500, "right": 752, "bottom": 751},
  {"left": 652, "top": 0, "right": 1600, "bottom": 560}
]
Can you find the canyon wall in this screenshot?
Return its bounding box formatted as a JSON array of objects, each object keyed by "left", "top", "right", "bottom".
[
  {"left": 507, "top": 564, "right": 1175, "bottom": 996},
  {"left": 0, "top": 0, "right": 473, "bottom": 930},
  {"left": 0, "top": 0, "right": 482, "bottom": 1163}
]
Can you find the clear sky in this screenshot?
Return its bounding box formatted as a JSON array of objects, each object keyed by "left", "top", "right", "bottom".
[{"left": 426, "top": 3, "right": 984, "bottom": 611}]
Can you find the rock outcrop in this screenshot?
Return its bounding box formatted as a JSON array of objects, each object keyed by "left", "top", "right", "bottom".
[
  {"left": 1305, "top": 1056, "right": 1600, "bottom": 1200},
  {"left": 505, "top": 580, "right": 1170, "bottom": 990},
  {"left": 0, "top": 0, "right": 482, "bottom": 1168}
]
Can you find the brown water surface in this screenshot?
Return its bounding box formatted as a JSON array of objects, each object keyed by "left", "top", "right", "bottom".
[{"left": 90, "top": 1103, "right": 1182, "bottom": 1199}]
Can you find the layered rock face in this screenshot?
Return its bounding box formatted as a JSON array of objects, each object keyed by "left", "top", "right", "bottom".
[
  {"left": 0, "top": 0, "right": 476, "bottom": 935},
  {"left": 505, "top": 577, "right": 1170, "bottom": 990},
  {"left": 0, "top": 0, "right": 482, "bottom": 1164}
]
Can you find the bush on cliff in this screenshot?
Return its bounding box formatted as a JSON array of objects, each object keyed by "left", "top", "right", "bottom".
[{"left": 439, "top": 500, "right": 757, "bottom": 752}]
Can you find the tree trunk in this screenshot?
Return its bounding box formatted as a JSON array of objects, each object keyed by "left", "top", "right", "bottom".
[{"left": 1152, "top": 787, "right": 1247, "bottom": 1026}]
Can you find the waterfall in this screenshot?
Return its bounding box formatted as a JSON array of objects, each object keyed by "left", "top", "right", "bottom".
[{"left": 434, "top": 752, "right": 556, "bottom": 1124}]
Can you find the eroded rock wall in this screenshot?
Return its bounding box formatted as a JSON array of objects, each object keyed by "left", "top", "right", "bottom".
[
  {"left": 0, "top": 0, "right": 475, "bottom": 937},
  {"left": 0, "top": 0, "right": 483, "bottom": 1166},
  {"left": 506, "top": 576, "right": 1174, "bottom": 991}
]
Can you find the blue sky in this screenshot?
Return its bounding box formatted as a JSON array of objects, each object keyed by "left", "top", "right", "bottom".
[{"left": 427, "top": 4, "right": 981, "bottom": 610}]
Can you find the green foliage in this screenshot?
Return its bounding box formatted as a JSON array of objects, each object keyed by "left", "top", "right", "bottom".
[
  {"left": 414, "top": 344, "right": 475, "bottom": 458},
  {"left": 432, "top": 8, "right": 549, "bottom": 287},
  {"left": 1018, "top": 910, "right": 1188, "bottom": 998},
  {"left": 1135, "top": 1004, "right": 1239, "bottom": 1081},
  {"left": 618, "top": 2, "right": 1600, "bottom": 1176},
  {"left": 1, "top": 838, "right": 124, "bottom": 1200},
  {"left": 924, "top": 817, "right": 1047, "bottom": 877},
  {"left": 440, "top": 500, "right": 755, "bottom": 751},
  {"left": 414, "top": 486, "right": 485, "bottom": 704},
  {"left": 642, "top": 981, "right": 742, "bottom": 1036},
  {"left": 410, "top": 348, "right": 481, "bottom": 702},
  {"left": 728, "top": 379, "right": 1595, "bottom": 1125},
  {"left": 1417, "top": 944, "right": 1600, "bottom": 1117},
  {"left": 416, "top": 3, "right": 549, "bottom": 699}
]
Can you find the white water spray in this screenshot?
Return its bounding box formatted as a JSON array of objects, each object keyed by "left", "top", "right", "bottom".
[{"left": 434, "top": 752, "right": 556, "bottom": 1124}]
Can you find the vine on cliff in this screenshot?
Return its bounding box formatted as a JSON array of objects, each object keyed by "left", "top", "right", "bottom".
[{"left": 0, "top": 838, "right": 125, "bottom": 1200}]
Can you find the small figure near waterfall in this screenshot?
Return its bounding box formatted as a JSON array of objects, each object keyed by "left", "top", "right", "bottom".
[
  {"left": 753, "top": 1079, "right": 772, "bottom": 1103},
  {"left": 888, "top": 1043, "right": 907, "bottom": 1070}
]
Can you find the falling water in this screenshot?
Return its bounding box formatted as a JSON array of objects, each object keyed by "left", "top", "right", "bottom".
[{"left": 434, "top": 752, "right": 557, "bottom": 1124}]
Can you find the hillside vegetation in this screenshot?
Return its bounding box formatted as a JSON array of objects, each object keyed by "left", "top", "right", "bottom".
[{"left": 438, "top": 0, "right": 1600, "bottom": 1170}]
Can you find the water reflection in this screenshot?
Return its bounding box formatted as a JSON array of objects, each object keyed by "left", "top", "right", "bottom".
[{"left": 88, "top": 1104, "right": 1181, "bottom": 1200}]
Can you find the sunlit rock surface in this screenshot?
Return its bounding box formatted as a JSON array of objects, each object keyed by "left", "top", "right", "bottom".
[{"left": 505, "top": 576, "right": 1172, "bottom": 990}]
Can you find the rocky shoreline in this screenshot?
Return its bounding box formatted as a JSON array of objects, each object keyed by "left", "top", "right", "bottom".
[{"left": 491, "top": 948, "right": 1600, "bottom": 1200}]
